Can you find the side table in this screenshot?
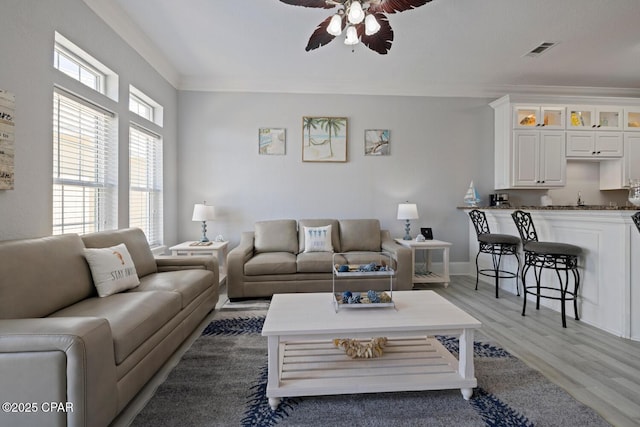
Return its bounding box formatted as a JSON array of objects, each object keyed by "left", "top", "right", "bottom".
[
  {"left": 395, "top": 238, "right": 451, "bottom": 287},
  {"left": 169, "top": 241, "right": 229, "bottom": 285}
]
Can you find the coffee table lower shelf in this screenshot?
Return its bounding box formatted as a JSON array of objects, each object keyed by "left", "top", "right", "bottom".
[{"left": 266, "top": 336, "right": 476, "bottom": 410}]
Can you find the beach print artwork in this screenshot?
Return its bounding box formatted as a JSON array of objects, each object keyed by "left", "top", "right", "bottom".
[
  {"left": 365, "top": 129, "right": 390, "bottom": 156},
  {"left": 302, "top": 117, "right": 347, "bottom": 162},
  {"left": 259, "top": 128, "right": 286, "bottom": 155}
]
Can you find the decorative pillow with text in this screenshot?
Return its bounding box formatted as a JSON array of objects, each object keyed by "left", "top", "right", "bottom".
[
  {"left": 303, "top": 225, "right": 333, "bottom": 253},
  {"left": 83, "top": 243, "right": 140, "bottom": 297}
]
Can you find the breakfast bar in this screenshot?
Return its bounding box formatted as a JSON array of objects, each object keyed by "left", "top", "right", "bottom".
[{"left": 463, "top": 206, "right": 640, "bottom": 340}]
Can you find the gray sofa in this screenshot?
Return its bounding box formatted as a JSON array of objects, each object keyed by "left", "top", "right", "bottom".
[
  {"left": 227, "top": 219, "right": 412, "bottom": 300},
  {"left": 0, "top": 228, "right": 218, "bottom": 427}
]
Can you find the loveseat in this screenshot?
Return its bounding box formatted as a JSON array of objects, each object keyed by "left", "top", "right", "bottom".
[
  {"left": 227, "top": 219, "right": 412, "bottom": 300},
  {"left": 0, "top": 228, "right": 218, "bottom": 427}
]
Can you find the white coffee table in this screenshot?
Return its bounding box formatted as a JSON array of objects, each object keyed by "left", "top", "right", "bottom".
[{"left": 261, "top": 290, "right": 481, "bottom": 410}]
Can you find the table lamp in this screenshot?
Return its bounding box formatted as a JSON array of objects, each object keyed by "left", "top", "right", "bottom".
[
  {"left": 397, "top": 203, "right": 419, "bottom": 240},
  {"left": 192, "top": 202, "right": 215, "bottom": 242}
]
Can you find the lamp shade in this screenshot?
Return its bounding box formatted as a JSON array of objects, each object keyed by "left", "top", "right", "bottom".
[
  {"left": 397, "top": 203, "right": 419, "bottom": 220},
  {"left": 192, "top": 203, "right": 215, "bottom": 222}
]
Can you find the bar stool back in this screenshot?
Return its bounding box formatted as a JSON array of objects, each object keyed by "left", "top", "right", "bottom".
[
  {"left": 468, "top": 209, "right": 521, "bottom": 298},
  {"left": 633, "top": 212, "right": 640, "bottom": 234},
  {"left": 511, "top": 210, "right": 582, "bottom": 327}
]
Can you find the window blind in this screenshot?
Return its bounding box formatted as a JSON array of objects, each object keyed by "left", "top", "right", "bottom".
[
  {"left": 129, "top": 124, "right": 163, "bottom": 246},
  {"left": 53, "top": 89, "right": 117, "bottom": 235}
]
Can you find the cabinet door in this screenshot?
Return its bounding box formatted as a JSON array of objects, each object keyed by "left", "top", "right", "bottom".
[
  {"left": 566, "top": 132, "right": 595, "bottom": 156},
  {"left": 513, "top": 106, "right": 540, "bottom": 128},
  {"left": 539, "top": 132, "right": 566, "bottom": 186},
  {"left": 624, "top": 133, "right": 640, "bottom": 183},
  {"left": 595, "top": 132, "right": 623, "bottom": 157},
  {"left": 541, "top": 106, "right": 565, "bottom": 129},
  {"left": 596, "top": 108, "right": 623, "bottom": 130},
  {"left": 568, "top": 106, "right": 594, "bottom": 129},
  {"left": 513, "top": 131, "right": 540, "bottom": 186},
  {"left": 514, "top": 106, "right": 564, "bottom": 129},
  {"left": 625, "top": 109, "right": 640, "bottom": 131}
]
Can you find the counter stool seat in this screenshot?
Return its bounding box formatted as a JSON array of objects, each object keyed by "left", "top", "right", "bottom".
[
  {"left": 512, "top": 210, "right": 582, "bottom": 328},
  {"left": 469, "top": 210, "right": 521, "bottom": 298}
]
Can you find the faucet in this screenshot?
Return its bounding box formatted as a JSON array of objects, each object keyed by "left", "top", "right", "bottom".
[{"left": 577, "top": 192, "right": 584, "bottom": 206}]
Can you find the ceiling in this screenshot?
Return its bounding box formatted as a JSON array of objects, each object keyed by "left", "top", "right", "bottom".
[{"left": 83, "top": 0, "right": 640, "bottom": 98}]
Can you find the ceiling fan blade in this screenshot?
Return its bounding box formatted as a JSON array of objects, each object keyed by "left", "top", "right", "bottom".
[
  {"left": 368, "top": 0, "right": 432, "bottom": 14},
  {"left": 359, "top": 14, "right": 393, "bottom": 54},
  {"left": 305, "top": 15, "right": 341, "bottom": 51},
  {"left": 279, "top": 0, "right": 338, "bottom": 8}
]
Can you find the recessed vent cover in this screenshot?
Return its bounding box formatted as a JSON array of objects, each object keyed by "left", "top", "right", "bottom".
[{"left": 524, "top": 42, "right": 558, "bottom": 57}]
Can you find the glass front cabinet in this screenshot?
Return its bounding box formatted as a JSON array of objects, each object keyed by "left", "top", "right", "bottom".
[
  {"left": 567, "top": 106, "right": 623, "bottom": 130},
  {"left": 513, "top": 106, "right": 565, "bottom": 129},
  {"left": 625, "top": 108, "right": 640, "bottom": 131}
]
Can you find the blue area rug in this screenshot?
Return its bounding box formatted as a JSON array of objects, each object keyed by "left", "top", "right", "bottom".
[{"left": 132, "top": 314, "right": 609, "bottom": 427}]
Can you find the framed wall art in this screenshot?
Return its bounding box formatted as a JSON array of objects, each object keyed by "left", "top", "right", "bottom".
[
  {"left": 302, "top": 116, "right": 347, "bottom": 162},
  {"left": 0, "top": 89, "right": 15, "bottom": 190},
  {"left": 364, "top": 129, "right": 390, "bottom": 156},
  {"left": 259, "top": 128, "right": 286, "bottom": 155}
]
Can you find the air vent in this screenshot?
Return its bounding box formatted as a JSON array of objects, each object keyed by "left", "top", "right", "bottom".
[{"left": 524, "top": 42, "right": 558, "bottom": 58}]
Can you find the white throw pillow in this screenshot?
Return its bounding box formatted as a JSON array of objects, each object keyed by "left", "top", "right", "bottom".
[
  {"left": 303, "top": 225, "right": 333, "bottom": 253},
  {"left": 83, "top": 243, "right": 140, "bottom": 297}
]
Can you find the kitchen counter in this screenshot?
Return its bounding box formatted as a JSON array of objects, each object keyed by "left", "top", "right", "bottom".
[
  {"left": 462, "top": 207, "right": 640, "bottom": 340},
  {"left": 459, "top": 205, "right": 638, "bottom": 211}
]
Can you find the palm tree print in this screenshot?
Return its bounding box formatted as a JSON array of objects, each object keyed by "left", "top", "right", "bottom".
[
  {"left": 316, "top": 117, "right": 345, "bottom": 157},
  {"left": 303, "top": 117, "right": 319, "bottom": 147}
]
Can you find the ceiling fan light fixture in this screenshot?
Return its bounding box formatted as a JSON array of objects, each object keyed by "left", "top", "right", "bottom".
[
  {"left": 364, "top": 13, "right": 381, "bottom": 35},
  {"left": 347, "top": 1, "right": 365, "bottom": 25},
  {"left": 344, "top": 25, "right": 359, "bottom": 45},
  {"left": 327, "top": 14, "right": 343, "bottom": 36}
]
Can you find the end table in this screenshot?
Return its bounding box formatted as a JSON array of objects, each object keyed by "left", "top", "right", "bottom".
[
  {"left": 395, "top": 238, "right": 451, "bottom": 287},
  {"left": 169, "top": 240, "right": 229, "bottom": 285}
]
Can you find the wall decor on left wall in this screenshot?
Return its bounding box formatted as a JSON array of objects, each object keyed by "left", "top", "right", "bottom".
[
  {"left": 0, "top": 89, "right": 15, "bottom": 190},
  {"left": 259, "top": 128, "right": 286, "bottom": 155}
]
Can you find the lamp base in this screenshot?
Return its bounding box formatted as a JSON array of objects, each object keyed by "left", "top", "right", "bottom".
[
  {"left": 200, "top": 221, "right": 210, "bottom": 242},
  {"left": 402, "top": 220, "right": 412, "bottom": 240}
]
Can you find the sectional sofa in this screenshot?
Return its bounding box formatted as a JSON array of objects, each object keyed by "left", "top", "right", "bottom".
[
  {"left": 227, "top": 219, "right": 412, "bottom": 300},
  {"left": 0, "top": 228, "right": 218, "bottom": 427}
]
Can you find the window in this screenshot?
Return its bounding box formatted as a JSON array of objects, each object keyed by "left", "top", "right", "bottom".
[
  {"left": 54, "top": 45, "right": 103, "bottom": 93},
  {"left": 129, "top": 94, "right": 154, "bottom": 122},
  {"left": 53, "top": 89, "right": 117, "bottom": 235},
  {"left": 129, "top": 85, "right": 163, "bottom": 126},
  {"left": 129, "top": 125, "right": 163, "bottom": 246}
]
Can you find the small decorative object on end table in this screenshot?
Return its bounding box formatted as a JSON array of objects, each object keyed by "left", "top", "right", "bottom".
[
  {"left": 169, "top": 240, "right": 229, "bottom": 285},
  {"left": 395, "top": 238, "right": 451, "bottom": 287}
]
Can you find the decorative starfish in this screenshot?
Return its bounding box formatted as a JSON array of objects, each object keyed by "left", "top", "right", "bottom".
[{"left": 279, "top": 0, "right": 433, "bottom": 54}]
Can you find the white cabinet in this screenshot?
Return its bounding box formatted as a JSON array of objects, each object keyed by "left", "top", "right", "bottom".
[
  {"left": 567, "top": 106, "right": 623, "bottom": 130},
  {"left": 566, "top": 131, "right": 623, "bottom": 158},
  {"left": 600, "top": 133, "right": 640, "bottom": 189},
  {"left": 513, "top": 131, "right": 565, "bottom": 187},
  {"left": 625, "top": 108, "right": 640, "bottom": 131},
  {"left": 513, "top": 106, "right": 565, "bottom": 129}
]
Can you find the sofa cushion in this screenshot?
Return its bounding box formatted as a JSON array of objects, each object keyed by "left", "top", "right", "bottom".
[
  {"left": 131, "top": 270, "right": 213, "bottom": 308},
  {"left": 83, "top": 243, "right": 140, "bottom": 297},
  {"left": 298, "top": 219, "right": 341, "bottom": 253},
  {"left": 50, "top": 291, "right": 181, "bottom": 365},
  {"left": 297, "top": 252, "right": 347, "bottom": 273},
  {"left": 82, "top": 228, "right": 158, "bottom": 277},
  {"left": 0, "top": 234, "right": 95, "bottom": 319},
  {"left": 302, "top": 225, "right": 334, "bottom": 253},
  {"left": 245, "top": 252, "right": 297, "bottom": 275},
  {"left": 339, "top": 219, "right": 382, "bottom": 252},
  {"left": 254, "top": 220, "right": 298, "bottom": 254}
]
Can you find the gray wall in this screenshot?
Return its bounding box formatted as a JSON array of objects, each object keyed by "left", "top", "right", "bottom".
[
  {"left": 177, "top": 92, "right": 495, "bottom": 263},
  {"left": 0, "top": 0, "right": 178, "bottom": 242}
]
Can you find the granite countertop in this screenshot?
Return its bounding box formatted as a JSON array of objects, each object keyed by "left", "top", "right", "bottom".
[{"left": 459, "top": 205, "right": 639, "bottom": 211}]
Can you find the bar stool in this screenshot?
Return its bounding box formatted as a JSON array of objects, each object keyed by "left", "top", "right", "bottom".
[
  {"left": 468, "top": 209, "right": 521, "bottom": 298},
  {"left": 511, "top": 210, "right": 582, "bottom": 328},
  {"left": 633, "top": 212, "right": 640, "bottom": 234}
]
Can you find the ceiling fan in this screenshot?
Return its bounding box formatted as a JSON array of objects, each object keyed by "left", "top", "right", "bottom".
[{"left": 279, "top": 0, "right": 433, "bottom": 55}]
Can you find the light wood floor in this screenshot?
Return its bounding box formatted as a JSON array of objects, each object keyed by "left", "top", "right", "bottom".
[{"left": 434, "top": 276, "right": 640, "bottom": 427}]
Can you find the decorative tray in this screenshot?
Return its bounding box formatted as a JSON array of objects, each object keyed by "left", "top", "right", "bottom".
[
  {"left": 332, "top": 263, "right": 394, "bottom": 277},
  {"left": 333, "top": 291, "right": 394, "bottom": 309}
]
